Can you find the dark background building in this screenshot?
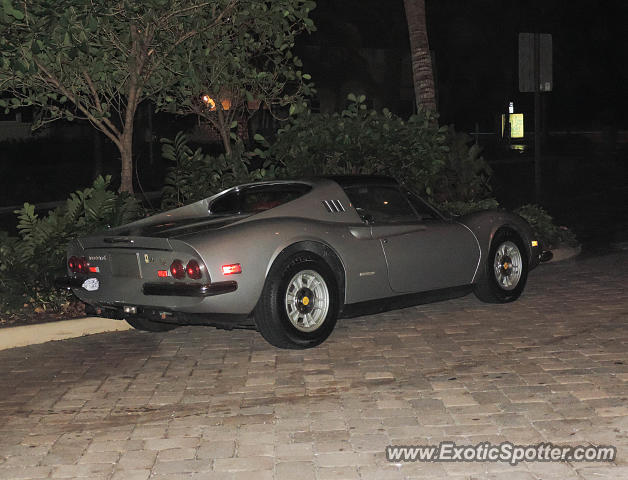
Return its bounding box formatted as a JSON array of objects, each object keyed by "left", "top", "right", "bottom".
[{"left": 1, "top": 0, "right": 626, "bottom": 246}]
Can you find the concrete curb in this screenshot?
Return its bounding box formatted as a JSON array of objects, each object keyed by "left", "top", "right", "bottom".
[
  {"left": 546, "top": 245, "right": 582, "bottom": 263},
  {"left": 0, "top": 317, "right": 133, "bottom": 351}
]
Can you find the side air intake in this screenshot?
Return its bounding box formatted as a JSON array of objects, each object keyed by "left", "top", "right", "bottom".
[{"left": 322, "top": 200, "right": 346, "bottom": 213}]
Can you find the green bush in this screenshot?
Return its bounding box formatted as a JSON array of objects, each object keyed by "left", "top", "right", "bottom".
[
  {"left": 435, "top": 128, "right": 493, "bottom": 203},
  {"left": 0, "top": 232, "right": 25, "bottom": 312},
  {"left": 438, "top": 201, "right": 578, "bottom": 249},
  {"left": 439, "top": 198, "right": 501, "bottom": 217},
  {"left": 0, "top": 176, "right": 142, "bottom": 314},
  {"left": 514, "top": 204, "right": 578, "bottom": 249},
  {"left": 271, "top": 96, "right": 494, "bottom": 205},
  {"left": 162, "top": 96, "right": 495, "bottom": 209},
  {"left": 161, "top": 132, "right": 275, "bottom": 209},
  {"left": 271, "top": 95, "right": 451, "bottom": 199}
]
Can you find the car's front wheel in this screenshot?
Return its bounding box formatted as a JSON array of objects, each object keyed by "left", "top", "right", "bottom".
[
  {"left": 474, "top": 230, "right": 528, "bottom": 303},
  {"left": 126, "top": 316, "right": 178, "bottom": 332},
  {"left": 254, "top": 252, "right": 339, "bottom": 349}
]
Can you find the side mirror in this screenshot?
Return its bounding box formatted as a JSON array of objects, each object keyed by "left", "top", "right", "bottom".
[{"left": 356, "top": 208, "right": 374, "bottom": 224}]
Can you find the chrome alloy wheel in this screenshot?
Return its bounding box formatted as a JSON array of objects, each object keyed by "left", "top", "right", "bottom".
[
  {"left": 493, "top": 240, "right": 523, "bottom": 291},
  {"left": 284, "top": 269, "right": 330, "bottom": 332}
]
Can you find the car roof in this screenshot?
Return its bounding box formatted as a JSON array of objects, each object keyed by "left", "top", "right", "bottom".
[{"left": 228, "top": 175, "right": 399, "bottom": 191}]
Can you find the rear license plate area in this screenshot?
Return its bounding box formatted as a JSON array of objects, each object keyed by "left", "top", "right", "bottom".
[{"left": 111, "top": 253, "right": 141, "bottom": 278}]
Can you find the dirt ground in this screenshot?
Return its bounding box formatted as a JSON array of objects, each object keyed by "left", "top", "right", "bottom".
[{"left": 0, "top": 301, "right": 85, "bottom": 329}]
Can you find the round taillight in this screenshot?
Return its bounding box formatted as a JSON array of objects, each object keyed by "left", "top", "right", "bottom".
[
  {"left": 186, "top": 260, "right": 202, "bottom": 280},
  {"left": 69, "top": 256, "right": 87, "bottom": 273},
  {"left": 76, "top": 257, "right": 87, "bottom": 273},
  {"left": 170, "top": 259, "right": 185, "bottom": 280},
  {"left": 68, "top": 256, "right": 78, "bottom": 272}
]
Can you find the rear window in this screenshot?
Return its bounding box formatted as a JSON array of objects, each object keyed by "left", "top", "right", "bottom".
[{"left": 210, "top": 184, "right": 311, "bottom": 215}]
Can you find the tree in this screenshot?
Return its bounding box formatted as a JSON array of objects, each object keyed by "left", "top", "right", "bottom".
[
  {"left": 403, "top": 0, "right": 437, "bottom": 113},
  {"left": 0, "top": 0, "right": 230, "bottom": 193},
  {"left": 0, "top": 0, "right": 314, "bottom": 192},
  {"left": 170, "top": 1, "right": 316, "bottom": 156}
]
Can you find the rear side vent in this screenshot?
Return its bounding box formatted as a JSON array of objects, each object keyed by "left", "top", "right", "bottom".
[{"left": 322, "top": 200, "right": 345, "bottom": 213}]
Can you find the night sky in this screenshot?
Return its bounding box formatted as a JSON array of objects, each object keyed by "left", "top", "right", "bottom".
[{"left": 297, "top": 0, "right": 628, "bottom": 131}]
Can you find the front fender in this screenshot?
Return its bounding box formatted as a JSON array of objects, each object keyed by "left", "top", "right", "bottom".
[{"left": 459, "top": 210, "right": 541, "bottom": 272}]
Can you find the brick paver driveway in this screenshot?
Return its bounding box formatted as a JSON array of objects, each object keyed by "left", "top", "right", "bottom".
[{"left": 1, "top": 252, "right": 627, "bottom": 480}]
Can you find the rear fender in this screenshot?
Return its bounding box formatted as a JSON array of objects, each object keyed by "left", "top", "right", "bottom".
[{"left": 266, "top": 240, "right": 347, "bottom": 305}]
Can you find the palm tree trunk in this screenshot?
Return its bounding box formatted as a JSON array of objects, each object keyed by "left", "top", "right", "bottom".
[{"left": 403, "top": 0, "right": 437, "bottom": 113}]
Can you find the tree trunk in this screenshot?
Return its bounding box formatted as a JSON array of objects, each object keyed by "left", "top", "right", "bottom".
[
  {"left": 217, "top": 109, "right": 232, "bottom": 157},
  {"left": 120, "top": 27, "right": 142, "bottom": 194},
  {"left": 119, "top": 129, "right": 134, "bottom": 194},
  {"left": 118, "top": 101, "right": 137, "bottom": 193},
  {"left": 403, "top": 0, "right": 437, "bottom": 113}
]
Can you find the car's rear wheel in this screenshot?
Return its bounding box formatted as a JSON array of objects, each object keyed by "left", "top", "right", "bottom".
[
  {"left": 474, "top": 230, "right": 528, "bottom": 303},
  {"left": 126, "top": 316, "right": 178, "bottom": 332},
  {"left": 254, "top": 252, "right": 339, "bottom": 349}
]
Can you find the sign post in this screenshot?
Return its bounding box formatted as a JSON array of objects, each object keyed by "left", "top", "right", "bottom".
[
  {"left": 519, "top": 33, "right": 552, "bottom": 201},
  {"left": 534, "top": 33, "right": 542, "bottom": 201}
]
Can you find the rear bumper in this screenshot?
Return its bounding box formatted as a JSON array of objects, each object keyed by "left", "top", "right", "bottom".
[
  {"left": 142, "top": 281, "right": 237, "bottom": 297},
  {"left": 84, "top": 304, "right": 252, "bottom": 329},
  {"left": 56, "top": 276, "right": 238, "bottom": 297}
]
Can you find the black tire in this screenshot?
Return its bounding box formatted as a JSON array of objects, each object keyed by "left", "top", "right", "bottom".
[
  {"left": 126, "top": 316, "right": 178, "bottom": 332},
  {"left": 254, "top": 252, "right": 340, "bottom": 349},
  {"left": 474, "top": 230, "right": 528, "bottom": 303}
]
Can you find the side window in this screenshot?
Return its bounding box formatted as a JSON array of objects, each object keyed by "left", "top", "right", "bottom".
[
  {"left": 405, "top": 191, "right": 441, "bottom": 221},
  {"left": 210, "top": 184, "right": 311, "bottom": 214},
  {"left": 210, "top": 191, "right": 239, "bottom": 214},
  {"left": 344, "top": 185, "right": 418, "bottom": 224},
  {"left": 241, "top": 188, "right": 299, "bottom": 212}
]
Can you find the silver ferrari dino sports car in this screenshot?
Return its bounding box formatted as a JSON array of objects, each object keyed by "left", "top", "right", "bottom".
[{"left": 58, "top": 175, "right": 548, "bottom": 348}]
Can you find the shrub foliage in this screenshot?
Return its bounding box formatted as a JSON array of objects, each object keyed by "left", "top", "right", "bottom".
[
  {"left": 270, "top": 96, "right": 493, "bottom": 205},
  {"left": 514, "top": 204, "right": 579, "bottom": 249},
  {"left": 0, "top": 176, "right": 141, "bottom": 313},
  {"left": 160, "top": 132, "right": 275, "bottom": 209}
]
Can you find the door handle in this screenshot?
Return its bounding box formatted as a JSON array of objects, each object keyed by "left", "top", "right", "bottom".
[{"left": 382, "top": 238, "right": 388, "bottom": 244}]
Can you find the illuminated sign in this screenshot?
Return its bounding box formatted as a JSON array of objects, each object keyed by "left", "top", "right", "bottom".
[
  {"left": 501, "top": 113, "right": 525, "bottom": 139},
  {"left": 510, "top": 114, "right": 524, "bottom": 138}
]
